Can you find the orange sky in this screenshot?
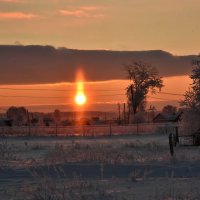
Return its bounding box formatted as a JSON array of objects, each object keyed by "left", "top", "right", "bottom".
[
  {"left": 0, "top": 0, "right": 198, "bottom": 112},
  {"left": 0, "top": 75, "right": 192, "bottom": 112},
  {"left": 0, "top": 0, "right": 200, "bottom": 55}
]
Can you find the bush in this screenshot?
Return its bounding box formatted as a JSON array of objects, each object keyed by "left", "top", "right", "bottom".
[{"left": 0, "top": 137, "right": 16, "bottom": 161}]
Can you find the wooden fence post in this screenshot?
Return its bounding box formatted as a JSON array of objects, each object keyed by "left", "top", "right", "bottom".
[
  {"left": 109, "top": 123, "right": 112, "bottom": 136},
  {"left": 83, "top": 125, "right": 85, "bottom": 136},
  {"left": 27, "top": 110, "right": 31, "bottom": 136},
  {"left": 55, "top": 123, "right": 58, "bottom": 137},
  {"left": 175, "top": 126, "right": 179, "bottom": 143},
  {"left": 123, "top": 103, "right": 126, "bottom": 124},
  {"left": 169, "top": 133, "right": 174, "bottom": 156},
  {"left": 136, "top": 122, "right": 139, "bottom": 134}
]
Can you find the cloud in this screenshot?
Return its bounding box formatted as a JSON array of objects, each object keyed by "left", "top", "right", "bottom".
[
  {"left": 80, "top": 6, "right": 98, "bottom": 11},
  {"left": 59, "top": 6, "right": 104, "bottom": 18},
  {"left": 59, "top": 9, "right": 90, "bottom": 18},
  {"left": 0, "top": 0, "right": 25, "bottom": 3},
  {"left": 0, "top": 45, "right": 195, "bottom": 85},
  {"left": 0, "top": 12, "right": 40, "bottom": 20}
]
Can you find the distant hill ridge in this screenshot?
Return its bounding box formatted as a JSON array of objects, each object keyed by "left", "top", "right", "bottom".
[{"left": 0, "top": 45, "right": 196, "bottom": 84}]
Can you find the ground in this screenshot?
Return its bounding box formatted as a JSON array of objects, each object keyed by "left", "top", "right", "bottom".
[{"left": 1, "top": 133, "right": 200, "bottom": 200}]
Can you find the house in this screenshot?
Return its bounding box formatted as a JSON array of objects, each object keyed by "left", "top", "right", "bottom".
[
  {"left": 152, "top": 111, "right": 183, "bottom": 123},
  {"left": 0, "top": 118, "right": 12, "bottom": 126},
  {"left": 90, "top": 117, "right": 105, "bottom": 125}
]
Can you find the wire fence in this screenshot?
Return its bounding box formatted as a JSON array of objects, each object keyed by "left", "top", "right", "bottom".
[{"left": 0, "top": 123, "right": 180, "bottom": 137}]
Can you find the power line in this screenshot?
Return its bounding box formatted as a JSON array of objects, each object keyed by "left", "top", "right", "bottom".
[
  {"left": 0, "top": 87, "right": 119, "bottom": 92},
  {"left": 0, "top": 87, "right": 185, "bottom": 96},
  {"left": 0, "top": 94, "right": 125, "bottom": 99},
  {"left": 147, "top": 96, "right": 180, "bottom": 101},
  {"left": 0, "top": 94, "right": 181, "bottom": 102},
  {"left": 0, "top": 95, "right": 64, "bottom": 99},
  {"left": 159, "top": 92, "right": 184, "bottom": 96}
]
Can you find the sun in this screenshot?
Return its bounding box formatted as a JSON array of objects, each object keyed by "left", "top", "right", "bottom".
[
  {"left": 74, "top": 70, "right": 87, "bottom": 106},
  {"left": 75, "top": 92, "right": 87, "bottom": 106}
]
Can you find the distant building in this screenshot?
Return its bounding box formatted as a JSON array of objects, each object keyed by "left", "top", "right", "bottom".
[
  {"left": 152, "top": 111, "right": 183, "bottom": 123},
  {"left": 0, "top": 118, "right": 12, "bottom": 126},
  {"left": 90, "top": 117, "right": 105, "bottom": 125}
]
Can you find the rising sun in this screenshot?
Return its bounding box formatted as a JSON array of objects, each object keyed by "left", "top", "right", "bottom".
[
  {"left": 74, "top": 70, "right": 87, "bottom": 106},
  {"left": 75, "top": 92, "right": 87, "bottom": 106}
]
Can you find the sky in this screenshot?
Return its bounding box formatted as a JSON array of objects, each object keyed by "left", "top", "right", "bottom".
[
  {"left": 0, "top": 0, "right": 198, "bottom": 112},
  {"left": 0, "top": 0, "right": 200, "bottom": 55},
  {"left": 0, "top": 75, "right": 192, "bottom": 112}
]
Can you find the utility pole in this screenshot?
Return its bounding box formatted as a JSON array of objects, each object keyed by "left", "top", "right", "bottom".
[
  {"left": 27, "top": 110, "right": 31, "bottom": 136},
  {"left": 130, "top": 85, "right": 135, "bottom": 114},
  {"left": 127, "top": 103, "right": 130, "bottom": 124},
  {"left": 123, "top": 103, "right": 126, "bottom": 124},
  {"left": 117, "top": 103, "right": 121, "bottom": 125},
  {"left": 104, "top": 112, "right": 107, "bottom": 124}
]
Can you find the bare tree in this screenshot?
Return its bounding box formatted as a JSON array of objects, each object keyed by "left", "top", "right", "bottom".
[{"left": 125, "top": 61, "right": 163, "bottom": 114}]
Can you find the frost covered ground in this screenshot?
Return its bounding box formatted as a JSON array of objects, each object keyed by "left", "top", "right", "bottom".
[{"left": 1, "top": 133, "right": 200, "bottom": 199}]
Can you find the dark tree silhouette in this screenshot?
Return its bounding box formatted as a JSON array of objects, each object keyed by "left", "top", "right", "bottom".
[
  {"left": 180, "top": 57, "right": 200, "bottom": 132},
  {"left": 6, "top": 106, "right": 28, "bottom": 125},
  {"left": 125, "top": 61, "right": 163, "bottom": 114},
  {"left": 162, "top": 105, "right": 177, "bottom": 114},
  {"left": 53, "top": 109, "right": 61, "bottom": 124},
  {"left": 181, "top": 62, "right": 200, "bottom": 111}
]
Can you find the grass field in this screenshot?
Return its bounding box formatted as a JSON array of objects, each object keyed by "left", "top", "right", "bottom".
[{"left": 1, "top": 133, "right": 200, "bottom": 199}]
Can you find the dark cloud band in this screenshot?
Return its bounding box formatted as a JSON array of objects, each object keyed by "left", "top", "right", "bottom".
[{"left": 0, "top": 45, "right": 195, "bottom": 84}]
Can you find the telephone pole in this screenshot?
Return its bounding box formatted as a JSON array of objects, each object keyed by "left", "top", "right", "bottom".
[
  {"left": 117, "top": 103, "right": 121, "bottom": 124},
  {"left": 123, "top": 103, "right": 126, "bottom": 124}
]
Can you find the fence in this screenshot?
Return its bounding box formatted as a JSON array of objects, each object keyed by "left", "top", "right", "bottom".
[{"left": 0, "top": 122, "right": 180, "bottom": 137}]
